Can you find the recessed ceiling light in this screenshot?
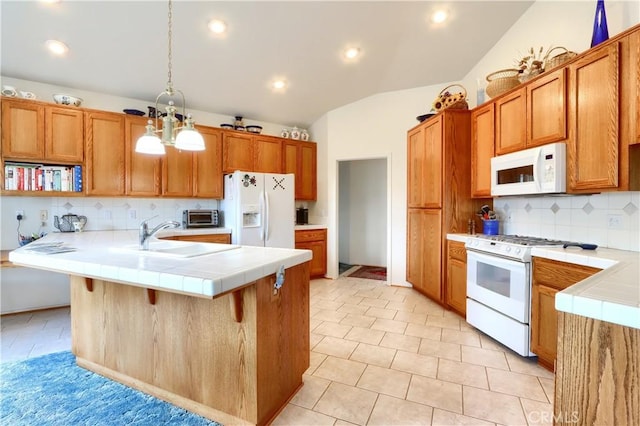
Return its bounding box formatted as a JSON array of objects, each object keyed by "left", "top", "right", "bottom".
[
  {"left": 45, "top": 39, "right": 68, "bottom": 56},
  {"left": 208, "top": 19, "right": 227, "bottom": 35},
  {"left": 40, "top": 0, "right": 61, "bottom": 3},
  {"left": 272, "top": 79, "right": 287, "bottom": 90},
  {"left": 344, "top": 47, "right": 360, "bottom": 60},
  {"left": 431, "top": 9, "right": 448, "bottom": 24}
]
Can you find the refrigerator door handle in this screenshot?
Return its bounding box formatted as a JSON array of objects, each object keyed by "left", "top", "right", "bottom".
[
  {"left": 264, "top": 190, "right": 270, "bottom": 242},
  {"left": 259, "top": 190, "right": 265, "bottom": 242}
]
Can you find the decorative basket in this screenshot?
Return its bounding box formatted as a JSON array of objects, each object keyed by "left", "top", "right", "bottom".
[
  {"left": 485, "top": 69, "right": 521, "bottom": 98},
  {"left": 544, "top": 46, "right": 578, "bottom": 70},
  {"left": 432, "top": 84, "right": 468, "bottom": 112}
]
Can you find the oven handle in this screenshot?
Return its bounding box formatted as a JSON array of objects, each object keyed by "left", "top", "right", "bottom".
[{"left": 466, "top": 249, "right": 527, "bottom": 270}]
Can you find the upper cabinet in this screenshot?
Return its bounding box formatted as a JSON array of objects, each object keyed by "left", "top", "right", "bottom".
[
  {"left": 1, "top": 99, "right": 83, "bottom": 163},
  {"left": 222, "top": 132, "right": 283, "bottom": 174},
  {"left": 283, "top": 140, "right": 317, "bottom": 200},
  {"left": 526, "top": 68, "right": 567, "bottom": 147},
  {"left": 193, "top": 126, "right": 223, "bottom": 198},
  {"left": 471, "top": 103, "right": 495, "bottom": 198},
  {"left": 407, "top": 117, "right": 442, "bottom": 208},
  {"left": 84, "top": 110, "right": 126, "bottom": 196},
  {"left": 567, "top": 43, "right": 620, "bottom": 192},
  {"left": 495, "top": 88, "right": 526, "bottom": 155},
  {"left": 125, "top": 116, "right": 161, "bottom": 197}
]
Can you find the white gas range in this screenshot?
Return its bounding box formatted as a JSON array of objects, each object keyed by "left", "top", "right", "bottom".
[{"left": 464, "top": 234, "right": 572, "bottom": 356}]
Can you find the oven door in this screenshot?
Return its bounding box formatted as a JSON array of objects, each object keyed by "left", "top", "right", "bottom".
[{"left": 466, "top": 250, "right": 530, "bottom": 323}]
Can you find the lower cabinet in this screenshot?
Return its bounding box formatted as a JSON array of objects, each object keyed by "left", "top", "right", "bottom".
[
  {"left": 531, "top": 257, "right": 600, "bottom": 371},
  {"left": 445, "top": 240, "right": 467, "bottom": 317},
  {"left": 294, "top": 229, "right": 326, "bottom": 278},
  {"left": 162, "top": 233, "right": 231, "bottom": 244}
]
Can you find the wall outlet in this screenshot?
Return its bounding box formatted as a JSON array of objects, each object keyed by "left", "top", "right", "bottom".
[
  {"left": 128, "top": 209, "right": 137, "bottom": 219},
  {"left": 102, "top": 210, "right": 112, "bottom": 220},
  {"left": 40, "top": 210, "right": 48, "bottom": 221},
  {"left": 607, "top": 214, "right": 623, "bottom": 229},
  {"left": 15, "top": 210, "right": 24, "bottom": 220}
]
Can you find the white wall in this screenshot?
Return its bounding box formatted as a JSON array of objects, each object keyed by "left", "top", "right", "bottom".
[
  {"left": 338, "top": 158, "right": 387, "bottom": 267},
  {"left": 462, "top": 0, "right": 640, "bottom": 106}
]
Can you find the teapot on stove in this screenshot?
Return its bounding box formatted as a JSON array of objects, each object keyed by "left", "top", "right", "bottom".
[{"left": 54, "top": 214, "right": 87, "bottom": 233}]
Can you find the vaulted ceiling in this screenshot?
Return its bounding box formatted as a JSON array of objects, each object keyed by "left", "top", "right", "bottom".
[{"left": 1, "top": 1, "right": 534, "bottom": 127}]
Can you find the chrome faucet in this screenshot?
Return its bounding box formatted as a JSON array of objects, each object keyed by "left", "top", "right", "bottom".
[{"left": 139, "top": 217, "right": 181, "bottom": 250}]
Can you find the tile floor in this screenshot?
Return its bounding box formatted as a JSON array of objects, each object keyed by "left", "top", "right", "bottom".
[{"left": 0, "top": 276, "right": 555, "bottom": 425}]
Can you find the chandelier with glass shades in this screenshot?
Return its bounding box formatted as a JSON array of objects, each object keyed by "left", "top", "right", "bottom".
[{"left": 135, "top": 0, "right": 205, "bottom": 155}]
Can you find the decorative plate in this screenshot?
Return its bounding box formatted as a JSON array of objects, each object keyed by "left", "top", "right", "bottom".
[{"left": 123, "top": 109, "right": 145, "bottom": 116}]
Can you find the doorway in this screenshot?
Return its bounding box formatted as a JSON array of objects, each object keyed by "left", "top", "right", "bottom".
[{"left": 337, "top": 158, "right": 388, "bottom": 282}]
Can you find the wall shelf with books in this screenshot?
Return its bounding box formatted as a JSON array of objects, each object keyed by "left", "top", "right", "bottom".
[{"left": 2, "top": 162, "right": 83, "bottom": 195}]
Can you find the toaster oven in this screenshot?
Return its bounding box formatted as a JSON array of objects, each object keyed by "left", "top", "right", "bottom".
[{"left": 182, "top": 209, "right": 219, "bottom": 228}]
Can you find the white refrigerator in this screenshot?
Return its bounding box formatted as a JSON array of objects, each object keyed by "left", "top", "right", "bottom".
[{"left": 221, "top": 171, "right": 295, "bottom": 249}]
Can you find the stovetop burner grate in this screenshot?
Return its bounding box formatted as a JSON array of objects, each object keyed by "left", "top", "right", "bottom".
[{"left": 475, "top": 234, "right": 572, "bottom": 246}]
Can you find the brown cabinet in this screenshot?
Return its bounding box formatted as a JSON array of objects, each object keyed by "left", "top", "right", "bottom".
[
  {"left": 125, "top": 116, "right": 161, "bottom": 196},
  {"left": 526, "top": 68, "right": 567, "bottom": 147},
  {"left": 1, "top": 98, "right": 83, "bottom": 163},
  {"left": 163, "top": 233, "right": 231, "bottom": 244},
  {"left": 531, "top": 257, "right": 600, "bottom": 371},
  {"left": 162, "top": 147, "right": 194, "bottom": 197},
  {"left": 445, "top": 240, "right": 467, "bottom": 317},
  {"left": 222, "top": 132, "right": 282, "bottom": 174},
  {"left": 567, "top": 43, "right": 620, "bottom": 192},
  {"left": 283, "top": 140, "right": 317, "bottom": 200},
  {"left": 406, "top": 111, "right": 478, "bottom": 304},
  {"left": 85, "top": 110, "right": 125, "bottom": 196},
  {"left": 193, "top": 126, "right": 223, "bottom": 198},
  {"left": 495, "top": 88, "right": 526, "bottom": 155},
  {"left": 470, "top": 103, "right": 494, "bottom": 198},
  {"left": 295, "top": 228, "right": 326, "bottom": 278}
]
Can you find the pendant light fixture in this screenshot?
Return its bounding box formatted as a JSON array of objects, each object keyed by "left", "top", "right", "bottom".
[{"left": 136, "top": 0, "right": 205, "bottom": 155}]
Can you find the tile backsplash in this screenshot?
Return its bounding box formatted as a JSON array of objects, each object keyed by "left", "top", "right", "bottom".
[
  {"left": 1, "top": 196, "right": 219, "bottom": 250},
  {"left": 492, "top": 191, "right": 640, "bottom": 252}
]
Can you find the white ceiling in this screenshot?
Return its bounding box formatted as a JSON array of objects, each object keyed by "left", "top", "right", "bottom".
[{"left": 1, "top": 1, "right": 534, "bottom": 128}]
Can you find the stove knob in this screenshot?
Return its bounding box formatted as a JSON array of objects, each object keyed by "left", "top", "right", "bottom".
[
  {"left": 505, "top": 246, "right": 511, "bottom": 252},
  {"left": 516, "top": 248, "right": 522, "bottom": 255}
]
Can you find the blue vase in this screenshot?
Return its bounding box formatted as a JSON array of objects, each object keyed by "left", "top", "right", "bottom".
[{"left": 591, "top": 0, "right": 609, "bottom": 47}]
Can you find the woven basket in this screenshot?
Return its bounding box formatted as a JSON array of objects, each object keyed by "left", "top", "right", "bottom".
[
  {"left": 432, "top": 84, "right": 468, "bottom": 112},
  {"left": 544, "top": 46, "right": 578, "bottom": 70},
  {"left": 485, "top": 69, "right": 520, "bottom": 98}
]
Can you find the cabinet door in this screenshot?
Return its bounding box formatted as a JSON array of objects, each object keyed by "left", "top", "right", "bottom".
[
  {"left": 254, "top": 135, "right": 282, "bottom": 173},
  {"left": 194, "top": 126, "right": 223, "bottom": 198},
  {"left": 471, "top": 104, "right": 494, "bottom": 198},
  {"left": 422, "top": 118, "right": 443, "bottom": 208},
  {"left": 568, "top": 43, "right": 620, "bottom": 191},
  {"left": 1, "top": 99, "right": 44, "bottom": 159},
  {"left": 45, "top": 106, "right": 84, "bottom": 162},
  {"left": 85, "top": 111, "right": 125, "bottom": 195},
  {"left": 125, "top": 116, "right": 161, "bottom": 196},
  {"left": 445, "top": 240, "right": 467, "bottom": 316},
  {"left": 495, "top": 88, "right": 526, "bottom": 154},
  {"left": 406, "top": 208, "right": 424, "bottom": 286},
  {"left": 222, "top": 132, "right": 254, "bottom": 173},
  {"left": 298, "top": 141, "right": 317, "bottom": 200},
  {"left": 407, "top": 126, "right": 427, "bottom": 208},
  {"left": 297, "top": 240, "right": 326, "bottom": 278},
  {"left": 636, "top": 30, "right": 640, "bottom": 145},
  {"left": 526, "top": 68, "right": 567, "bottom": 147},
  {"left": 530, "top": 283, "right": 559, "bottom": 369},
  {"left": 162, "top": 147, "right": 193, "bottom": 197}
]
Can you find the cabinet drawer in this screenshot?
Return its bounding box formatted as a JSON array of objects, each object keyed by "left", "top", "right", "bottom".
[
  {"left": 532, "top": 257, "right": 600, "bottom": 291},
  {"left": 448, "top": 240, "right": 466, "bottom": 262},
  {"left": 295, "top": 229, "right": 326, "bottom": 243}
]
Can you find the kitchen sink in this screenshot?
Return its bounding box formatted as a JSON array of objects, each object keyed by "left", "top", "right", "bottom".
[{"left": 112, "top": 241, "right": 240, "bottom": 258}]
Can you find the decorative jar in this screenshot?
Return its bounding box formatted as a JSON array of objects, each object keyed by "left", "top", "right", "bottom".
[
  {"left": 280, "top": 128, "right": 290, "bottom": 138},
  {"left": 300, "top": 129, "right": 309, "bottom": 141},
  {"left": 290, "top": 126, "right": 301, "bottom": 140}
]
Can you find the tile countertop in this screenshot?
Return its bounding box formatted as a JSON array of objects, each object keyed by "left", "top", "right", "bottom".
[
  {"left": 446, "top": 233, "right": 640, "bottom": 330},
  {"left": 8, "top": 230, "right": 312, "bottom": 300},
  {"left": 294, "top": 224, "right": 328, "bottom": 230},
  {"left": 531, "top": 246, "right": 640, "bottom": 330}
]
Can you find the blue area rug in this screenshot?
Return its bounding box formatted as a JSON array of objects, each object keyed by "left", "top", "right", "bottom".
[{"left": 0, "top": 351, "right": 221, "bottom": 425}]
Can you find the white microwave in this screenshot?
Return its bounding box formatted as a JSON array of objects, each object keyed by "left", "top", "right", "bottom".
[{"left": 490, "top": 142, "right": 566, "bottom": 196}]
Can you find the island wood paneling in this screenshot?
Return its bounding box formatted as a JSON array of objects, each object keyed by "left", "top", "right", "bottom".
[
  {"left": 70, "top": 261, "right": 309, "bottom": 426},
  {"left": 555, "top": 311, "right": 640, "bottom": 426}
]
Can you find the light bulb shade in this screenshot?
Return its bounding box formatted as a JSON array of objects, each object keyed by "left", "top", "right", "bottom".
[
  {"left": 175, "top": 128, "right": 205, "bottom": 151},
  {"left": 135, "top": 134, "right": 166, "bottom": 155}
]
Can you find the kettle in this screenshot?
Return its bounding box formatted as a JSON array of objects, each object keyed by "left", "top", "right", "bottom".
[{"left": 54, "top": 214, "right": 87, "bottom": 233}]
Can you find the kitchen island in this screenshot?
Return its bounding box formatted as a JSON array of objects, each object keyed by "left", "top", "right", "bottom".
[{"left": 9, "top": 230, "right": 312, "bottom": 426}]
